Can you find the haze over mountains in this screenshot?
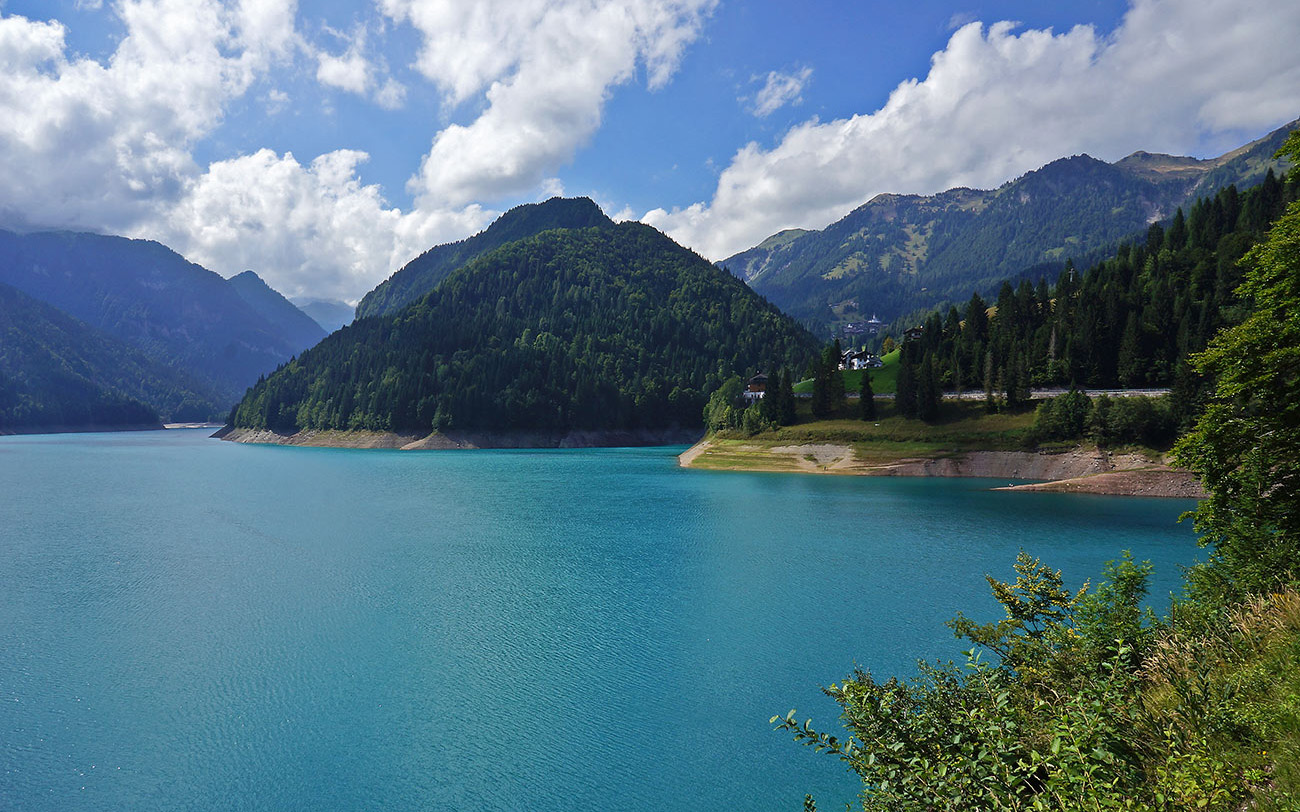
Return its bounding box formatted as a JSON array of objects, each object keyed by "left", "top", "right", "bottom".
[
  {"left": 0, "top": 230, "right": 327, "bottom": 426},
  {"left": 724, "top": 119, "right": 1298, "bottom": 332},
  {"left": 0, "top": 281, "right": 202, "bottom": 429}
]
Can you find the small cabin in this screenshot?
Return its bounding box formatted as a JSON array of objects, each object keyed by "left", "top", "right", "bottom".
[
  {"left": 743, "top": 372, "right": 769, "bottom": 401},
  {"left": 903, "top": 326, "right": 924, "bottom": 342}
]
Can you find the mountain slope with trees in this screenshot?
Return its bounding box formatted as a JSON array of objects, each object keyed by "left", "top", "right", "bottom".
[
  {"left": 0, "top": 229, "right": 324, "bottom": 406},
  {"left": 725, "top": 120, "right": 1297, "bottom": 332},
  {"left": 228, "top": 270, "right": 326, "bottom": 350},
  {"left": 231, "top": 217, "right": 820, "bottom": 440},
  {"left": 889, "top": 165, "right": 1298, "bottom": 426},
  {"left": 354, "top": 196, "right": 613, "bottom": 319},
  {"left": 0, "top": 281, "right": 222, "bottom": 430}
]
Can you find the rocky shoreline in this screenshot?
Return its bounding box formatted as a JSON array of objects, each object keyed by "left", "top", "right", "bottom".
[
  {"left": 215, "top": 425, "right": 702, "bottom": 450},
  {"left": 678, "top": 439, "right": 1206, "bottom": 498}
]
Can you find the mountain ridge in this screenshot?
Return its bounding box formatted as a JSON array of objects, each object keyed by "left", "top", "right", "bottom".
[
  {"left": 0, "top": 229, "right": 326, "bottom": 407},
  {"left": 355, "top": 196, "right": 613, "bottom": 319},
  {"left": 232, "top": 209, "right": 820, "bottom": 443},
  {"left": 724, "top": 118, "right": 1299, "bottom": 332}
]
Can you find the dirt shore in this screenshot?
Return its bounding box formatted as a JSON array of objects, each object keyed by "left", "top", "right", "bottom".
[
  {"left": 216, "top": 425, "right": 702, "bottom": 450},
  {"left": 678, "top": 438, "right": 1206, "bottom": 498}
]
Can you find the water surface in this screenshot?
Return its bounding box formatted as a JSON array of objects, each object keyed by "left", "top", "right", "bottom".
[{"left": 0, "top": 430, "right": 1201, "bottom": 811}]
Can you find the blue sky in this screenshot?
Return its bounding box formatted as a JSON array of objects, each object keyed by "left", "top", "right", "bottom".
[{"left": 0, "top": 0, "right": 1297, "bottom": 302}]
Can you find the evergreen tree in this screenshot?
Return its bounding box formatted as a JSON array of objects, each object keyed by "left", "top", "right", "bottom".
[
  {"left": 859, "top": 371, "right": 876, "bottom": 420},
  {"left": 1175, "top": 131, "right": 1300, "bottom": 599},
  {"left": 896, "top": 347, "right": 918, "bottom": 419},
  {"left": 916, "top": 354, "right": 940, "bottom": 422}
]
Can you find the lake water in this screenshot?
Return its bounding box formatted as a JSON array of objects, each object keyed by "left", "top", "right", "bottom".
[{"left": 0, "top": 429, "right": 1201, "bottom": 812}]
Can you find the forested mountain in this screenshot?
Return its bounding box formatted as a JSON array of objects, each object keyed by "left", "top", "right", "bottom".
[
  {"left": 233, "top": 218, "right": 820, "bottom": 437},
  {"left": 228, "top": 270, "right": 326, "bottom": 350},
  {"left": 291, "top": 297, "right": 355, "bottom": 333},
  {"left": 890, "top": 166, "right": 1299, "bottom": 424},
  {"left": 0, "top": 229, "right": 325, "bottom": 405},
  {"left": 0, "top": 281, "right": 224, "bottom": 430},
  {"left": 724, "top": 119, "right": 1298, "bottom": 333},
  {"left": 355, "top": 196, "right": 612, "bottom": 319}
]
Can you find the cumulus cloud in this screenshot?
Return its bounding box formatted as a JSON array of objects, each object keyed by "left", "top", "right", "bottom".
[
  {"left": 381, "top": 0, "right": 717, "bottom": 207},
  {"left": 312, "top": 23, "right": 407, "bottom": 108},
  {"left": 0, "top": 0, "right": 714, "bottom": 301},
  {"left": 749, "top": 66, "right": 812, "bottom": 117},
  {"left": 0, "top": 1, "right": 297, "bottom": 233},
  {"left": 143, "top": 149, "right": 491, "bottom": 302},
  {"left": 646, "top": 0, "right": 1300, "bottom": 260}
]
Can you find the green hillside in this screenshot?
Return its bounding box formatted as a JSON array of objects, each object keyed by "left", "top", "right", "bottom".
[
  {"left": 232, "top": 219, "right": 821, "bottom": 436},
  {"left": 0, "top": 281, "right": 220, "bottom": 429},
  {"left": 355, "top": 196, "right": 613, "bottom": 319},
  {"left": 794, "top": 348, "right": 901, "bottom": 394},
  {"left": 889, "top": 165, "right": 1297, "bottom": 423},
  {"left": 725, "top": 120, "right": 1297, "bottom": 333},
  {"left": 0, "top": 229, "right": 324, "bottom": 405}
]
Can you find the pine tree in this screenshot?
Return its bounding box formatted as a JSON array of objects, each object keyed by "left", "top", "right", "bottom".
[
  {"left": 897, "top": 348, "right": 918, "bottom": 419},
  {"left": 859, "top": 372, "right": 876, "bottom": 420}
]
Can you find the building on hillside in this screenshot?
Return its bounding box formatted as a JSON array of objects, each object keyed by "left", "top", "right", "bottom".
[
  {"left": 743, "top": 372, "right": 769, "bottom": 402},
  {"left": 842, "top": 349, "right": 884, "bottom": 370},
  {"left": 903, "top": 326, "right": 924, "bottom": 342}
]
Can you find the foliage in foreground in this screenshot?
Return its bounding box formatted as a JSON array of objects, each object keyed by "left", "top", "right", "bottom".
[{"left": 779, "top": 133, "right": 1300, "bottom": 812}]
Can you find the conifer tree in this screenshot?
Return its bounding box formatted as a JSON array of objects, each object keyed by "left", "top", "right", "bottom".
[{"left": 859, "top": 372, "right": 876, "bottom": 420}]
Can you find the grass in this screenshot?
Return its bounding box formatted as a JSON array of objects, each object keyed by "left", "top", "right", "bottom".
[
  {"left": 759, "top": 398, "right": 1033, "bottom": 446},
  {"left": 687, "top": 400, "right": 1038, "bottom": 472},
  {"left": 794, "top": 348, "right": 901, "bottom": 395}
]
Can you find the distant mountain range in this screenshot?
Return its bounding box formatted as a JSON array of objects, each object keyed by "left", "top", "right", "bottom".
[
  {"left": 228, "top": 270, "right": 326, "bottom": 350},
  {"left": 230, "top": 202, "right": 819, "bottom": 442},
  {"left": 0, "top": 230, "right": 326, "bottom": 421},
  {"left": 0, "top": 281, "right": 214, "bottom": 431},
  {"left": 291, "top": 297, "right": 355, "bottom": 333},
  {"left": 723, "top": 119, "right": 1299, "bottom": 333}
]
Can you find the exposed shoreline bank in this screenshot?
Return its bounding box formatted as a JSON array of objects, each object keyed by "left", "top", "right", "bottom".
[
  {"left": 0, "top": 422, "right": 163, "bottom": 437},
  {"left": 678, "top": 438, "right": 1206, "bottom": 498},
  {"left": 215, "top": 425, "right": 702, "bottom": 450}
]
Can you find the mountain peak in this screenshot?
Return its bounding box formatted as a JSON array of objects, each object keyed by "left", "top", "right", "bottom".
[{"left": 355, "top": 196, "right": 615, "bottom": 319}]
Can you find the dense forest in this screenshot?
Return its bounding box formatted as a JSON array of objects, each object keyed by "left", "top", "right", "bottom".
[
  {"left": 780, "top": 131, "right": 1300, "bottom": 812},
  {"left": 725, "top": 120, "right": 1296, "bottom": 333},
  {"left": 890, "top": 166, "right": 1299, "bottom": 427},
  {"left": 0, "top": 281, "right": 208, "bottom": 430},
  {"left": 355, "top": 196, "right": 613, "bottom": 319},
  {"left": 232, "top": 221, "right": 820, "bottom": 435}
]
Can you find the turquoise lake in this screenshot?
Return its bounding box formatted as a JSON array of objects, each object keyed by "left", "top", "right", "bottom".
[{"left": 0, "top": 429, "right": 1202, "bottom": 811}]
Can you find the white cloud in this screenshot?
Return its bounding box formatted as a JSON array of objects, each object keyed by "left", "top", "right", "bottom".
[
  {"left": 0, "top": 1, "right": 298, "bottom": 233},
  {"left": 382, "top": 0, "right": 717, "bottom": 207},
  {"left": 316, "top": 47, "right": 370, "bottom": 95},
  {"left": 374, "top": 77, "right": 406, "bottom": 110},
  {"left": 144, "top": 148, "right": 492, "bottom": 302},
  {"left": 645, "top": 0, "right": 1300, "bottom": 260},
  {"left": 749, "top": 66, "right": 812, "bottom": 118},
  {"left": 312, "top": 23, "right": 407, "bottom": 108}
]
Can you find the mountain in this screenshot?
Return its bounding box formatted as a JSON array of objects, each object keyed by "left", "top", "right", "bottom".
[
  {"left": 0, "top": 230, "right": 328, "bottom": 405},
  {"left": 228, "top": 271, "right": 326, "bottom": 350},
  {"left": 0, "top": 281, "right": 226, "bottom": 431},
  {"left": 890, "top": 157, "right": 1297, "bottom": 423},
  {"left": 291, "top": 297, "right": 355, "bottom": 333},
  {"left": 231, "top": 211, "right": 820, "bottom": 441},
  {"left": 724, "top": 119, "right": 1299, "bottom": 333},
  {"left": 354, "top": 196, "right": 613, "bottom": 319}
]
